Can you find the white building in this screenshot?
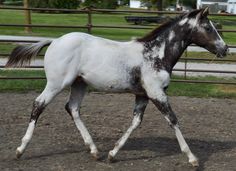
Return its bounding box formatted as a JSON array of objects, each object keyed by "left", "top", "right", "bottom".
[
  {"left": 197, "top": 0, "right": 236, "bottom": 13},
  {"left": 129, "top": 0, "right": 147, "bottom": 9},
  {"left": 227, "top": 0, "right": 236, "bottom": 13}
]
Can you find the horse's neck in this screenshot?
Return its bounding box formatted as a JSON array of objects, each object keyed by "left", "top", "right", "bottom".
[{"left": 143, "top": 26, "right": 191, "bottom": 73}]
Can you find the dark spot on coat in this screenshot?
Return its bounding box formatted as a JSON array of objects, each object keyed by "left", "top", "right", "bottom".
[
  {"left": 129, "top": 66, "right": 144, "bottom": 92},
  {"left": 30, "top": 101, "right": 46, "bottom": 123}
]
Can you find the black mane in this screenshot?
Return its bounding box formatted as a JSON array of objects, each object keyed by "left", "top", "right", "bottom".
[{"left": 136, "top": 11, "right": 199, "bottom": 42}]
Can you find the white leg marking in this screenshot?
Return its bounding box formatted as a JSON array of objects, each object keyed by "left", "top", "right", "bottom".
[
  {"left": 174, "top": 125, "right": 199, "bottom": 166},
  {"left": 109, "top": 114, "right": 141, "bottom": 158},
  {"left": 16, "top": 120, "right": 35, "bottom": 157}
]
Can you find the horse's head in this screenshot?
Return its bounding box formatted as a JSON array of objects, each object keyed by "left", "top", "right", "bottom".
[{"left": 185, "top": 7, "right": 228, "bottom": 58}]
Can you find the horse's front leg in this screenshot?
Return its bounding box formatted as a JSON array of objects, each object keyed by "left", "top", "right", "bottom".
[
  {"left": 108, "top": 95, "right": 149, "bottom": 161},
  {"left": 146, "top": 87, "right": 199, "bottom": 167}
]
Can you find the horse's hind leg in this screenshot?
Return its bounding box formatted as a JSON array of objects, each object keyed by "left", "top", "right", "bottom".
[
  {"left": 65, "top": 79, "right": 98, "bottom": 159},
  {"left": 16, "top": 83, "right": 64, "bottom": 158},
  {"left": 108, "top": 95, "right": 149, "bottom": 161}
]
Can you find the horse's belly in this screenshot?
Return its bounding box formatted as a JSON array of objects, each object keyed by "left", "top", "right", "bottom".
[{"left": 81, "top": 71, "right": 132, "bottom": 92}]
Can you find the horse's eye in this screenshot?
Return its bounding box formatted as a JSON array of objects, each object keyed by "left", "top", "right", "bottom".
[{"left": 205, "top": 26, "right": 212, "bottom": 32}]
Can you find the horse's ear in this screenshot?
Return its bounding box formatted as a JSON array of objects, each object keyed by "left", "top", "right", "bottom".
[
  {"left": 187, "top": 9, "right": 202, "bottom": 18},
  {"left": 201, "top": 7, "right": 209, "bottom": 18},
  {"left": 195, "top": 7, "right": 209, "bottom": 21}
]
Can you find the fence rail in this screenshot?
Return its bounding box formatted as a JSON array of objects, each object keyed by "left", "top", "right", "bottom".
[{"left": 0, "top": 6, "right": 235, "bottom": 85}]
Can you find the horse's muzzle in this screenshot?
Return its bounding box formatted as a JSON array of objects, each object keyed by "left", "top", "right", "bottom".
[{"left": 217, "top": 45, "right": 229, "bottom": 58}]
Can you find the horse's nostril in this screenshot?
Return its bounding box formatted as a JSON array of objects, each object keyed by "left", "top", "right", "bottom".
[
  {"left": 223, "top": 45, "right": 229, "bottom": 56},
  {"left": 225, "top": 45, "right": 229, "bottom": 51}
]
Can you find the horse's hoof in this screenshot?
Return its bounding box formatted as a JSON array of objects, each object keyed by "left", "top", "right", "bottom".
[
  {"left": 190, "top": 159, "right": 199, "bottom": 167},
  {"left": 91, "top": 152, "right": 99, "bottom": 161},
  {"left": 107, "top": 154, "right": 114, "bottom": 163},
  {"left": 16, "top": 149, "right": 23, "bottom": 159}
]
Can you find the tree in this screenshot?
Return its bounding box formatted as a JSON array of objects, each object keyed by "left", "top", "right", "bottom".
[
  {"left": 119, "top": 0, "right": 129, "bottom": 6},
  {"left": 29, "top": 0, "right": 80, "bottom": 9},
  {"left": 182, "top": 0, "right": 196, "bottom": 8},
  {"left": 83, "top": 0, "right": 118, "bottom": 9}
]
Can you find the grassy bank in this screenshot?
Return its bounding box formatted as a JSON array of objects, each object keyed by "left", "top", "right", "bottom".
[{"left": 0, "top": 70, "right": 235, "bottom": 99}]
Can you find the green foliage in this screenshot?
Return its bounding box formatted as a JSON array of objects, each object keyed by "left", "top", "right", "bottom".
[
  {"left": 83, "top": 0, "right": 118, "bottom": 9},
  {"left": 120, "top": 0, "right": 129, "bottom": 6},
  {"left": 49, "top": 0, "right": 80, "bottom": 9},
  {"left": 29, "top": 0, "right": 48, "bottom": 8},
  {"left": 182, "top": 0, "right": 196, "bottom": 8},
  {"left": 163, "top": 0, "right": 176, "bottom": 7},
  {"left": 29, "top": 0, "right": 79, "bottom": 9}
]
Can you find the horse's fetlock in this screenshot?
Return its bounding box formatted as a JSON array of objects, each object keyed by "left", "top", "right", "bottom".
[
  {"left": 22, "top": 137, "right": 30, "bottom": 144},
  {"left": 72, "top": 113, "right": 80, "bottom": 120}
]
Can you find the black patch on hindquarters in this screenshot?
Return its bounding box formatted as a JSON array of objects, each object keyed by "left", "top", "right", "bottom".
[{"left": 30, "top": 101, "right": 46, "bottom": 123}]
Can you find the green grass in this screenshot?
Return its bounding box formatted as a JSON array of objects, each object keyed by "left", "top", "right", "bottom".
[
  {"left": 168, "top": 76, "right": 236, "bottom": 98},
  {"left": 0, "top": 70, "right": 46, "bottom": 92},
  {"left": 0, "top": 69, "right": 235, "bottom": 98}
]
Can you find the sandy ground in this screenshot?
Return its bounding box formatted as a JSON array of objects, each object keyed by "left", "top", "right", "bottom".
[{"left": 0, "top": 92, "right": 236, "bottom": 171}]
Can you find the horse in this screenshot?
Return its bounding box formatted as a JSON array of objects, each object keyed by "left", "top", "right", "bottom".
[{"left": 6, "top": 7, "right": 228, "bottom": 167}]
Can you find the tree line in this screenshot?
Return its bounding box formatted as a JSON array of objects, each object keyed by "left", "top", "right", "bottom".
[{"left": 1, "top": 0, "right": 196, "bottom": 10}]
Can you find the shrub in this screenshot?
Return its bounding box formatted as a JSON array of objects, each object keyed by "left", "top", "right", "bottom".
[
  {"left": 29, "top": 0, "right": 79, "bottom": 9},
  {"left": 48, "top": 0, "right": 79, "bottom": 9},
  {"left": 83, "top": 0, "right": 118, "bottom": 9}
]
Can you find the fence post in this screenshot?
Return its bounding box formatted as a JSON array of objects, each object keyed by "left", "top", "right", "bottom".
[
  {"left": 184, "top": 49, "right": 188, "bottom": 79},
  {"left": 87, "top": 7, "right": 92, "bottom": 34},
  {"left": 24, "top": 0, "right": 32, "bottom": 33}
]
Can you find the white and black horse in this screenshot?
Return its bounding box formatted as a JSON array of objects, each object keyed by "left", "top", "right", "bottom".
[{"left": 6, "top": 8, "right": 228, "bottom": 167}]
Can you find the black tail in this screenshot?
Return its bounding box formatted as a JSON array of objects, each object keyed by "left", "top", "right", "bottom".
[{"left": 5, "top": 40, "right": 52, "bottom": 67}]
